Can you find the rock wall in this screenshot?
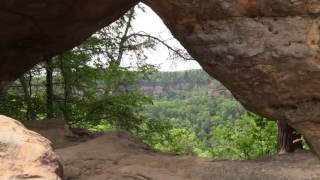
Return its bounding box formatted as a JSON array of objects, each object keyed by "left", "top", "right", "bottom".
[{"left": 1, "top": 0, "right": 320, "bottom": 156}]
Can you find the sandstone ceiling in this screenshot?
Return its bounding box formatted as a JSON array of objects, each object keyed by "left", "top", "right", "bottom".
[
  {"left": 1, "top": 0, "right": 320, "bottom": 156},
  {"left": 0, "top": 0, "right": 138, "bottom": 92}
]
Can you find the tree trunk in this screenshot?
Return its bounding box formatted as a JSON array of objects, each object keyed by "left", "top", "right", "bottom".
[
  {"left": 113, "top": 8, "right": 134, "bottom": 66},
  {"left": 0, "top": 87, "right": 4, "bottom": 97},
  {"left": 58, "top": 56, "right": 72, "bottom": 123},
  {"left": 278, "top": 120, "right": 295, "bottom": 154},
  {"left": 19, "top": 73, "right": 36, "bottom": 121},
  {"left": 46, "top": 60, "right": 54, "bottom": 119}
]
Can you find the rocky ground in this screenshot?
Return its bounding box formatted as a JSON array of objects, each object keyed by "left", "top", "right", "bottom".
[
  {"left": 54, "top": 130, "right": 320, "bottom": 180},
  {"left": 0, "top": 117, "right": 314, "bottom": 180}
]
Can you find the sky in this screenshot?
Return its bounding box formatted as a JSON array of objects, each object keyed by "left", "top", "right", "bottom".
[{"left": 126, "top": 3, "right": 202, "bottom": 72}]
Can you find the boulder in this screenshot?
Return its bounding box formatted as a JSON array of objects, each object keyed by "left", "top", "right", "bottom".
[{"left": 0, "top": 115, "right": 63, "bottom": 179}]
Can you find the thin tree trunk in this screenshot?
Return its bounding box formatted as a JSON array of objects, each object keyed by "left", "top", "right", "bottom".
[
  {"left": 278, "top": 120, "right": 295, "bottom": 154},
  {"left": 0, "top": 86, "right": 4, "bottom": 97},
  {"left": 19, "top": 73, "right": 35, "bottom": 120},
  {"left": 114, "top": 8, "right": 135, "bottom": 66},
  {"left": 59, "top": 56, "right": 72, "bottom": 123},
  {"left": 46, "top": 60, "right": 54, "bottom": 119}
]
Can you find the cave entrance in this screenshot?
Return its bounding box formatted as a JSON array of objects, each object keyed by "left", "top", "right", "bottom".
[
  {"left": 1, "top": 0, "right": 320, "bottom": 179},
  {"left": 0, "top": 3, "right": 308, "bottom": 160}
]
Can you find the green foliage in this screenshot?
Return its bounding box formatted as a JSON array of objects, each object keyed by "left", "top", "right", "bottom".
[
  {"left": 0, "top": 86, "right": 47, "bottom": 121},
  {"left": 139, "top": 71, "right": 277, "bottom": 159},
  {"left": 154, "top": 128, "right": 201, "bottom": 155},
  {"left": 209, "top": 113, "right": 277, "bottom": 159},
  {"left": 84, "top": 91, "right": 152, "bottom": 131},
  {"left": 138, "top": 118, "right": 202, "bottom": 155},
  {"left": 0, "top": 93, "right": 25, "bottom": 120}
]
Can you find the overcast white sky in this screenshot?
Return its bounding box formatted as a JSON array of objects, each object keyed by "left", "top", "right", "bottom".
[{"left": 125, "top": 3, "right": 202, "bottom": 72}]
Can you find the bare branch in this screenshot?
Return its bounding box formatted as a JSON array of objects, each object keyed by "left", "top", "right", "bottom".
[{"left": 123, "top": 32, "right": 194, "bottom": 61}]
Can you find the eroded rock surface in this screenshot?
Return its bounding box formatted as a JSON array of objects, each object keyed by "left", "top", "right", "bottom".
[
  {"left": 1, "top": 0, "right": 320, "bottom": 157},
  {"left": 0, "top": 115, "right": 62, "bottom": 179},
  {"left": 57, "top": 130, "right": 320, "bottom": 180}
]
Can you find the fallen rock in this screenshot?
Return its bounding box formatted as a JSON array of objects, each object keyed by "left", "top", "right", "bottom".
[
  {"left": 57, "top": 130, "right": 320, "bottom": 180},
  {"left": 0, "top": 115, "right": 63, "bottom": 180}
]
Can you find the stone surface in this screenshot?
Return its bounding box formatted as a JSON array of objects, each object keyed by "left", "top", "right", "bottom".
[
  {"left": 1, "top": 0, "right": 320, "bottom": 157},
  {"left": 0, "top": 0, "right": 138, "bottom": 94},
  {"left": 57, "top": 130, "right": 320, "bottom": 180},
  {"left": 24, "top": 119, "right": 75, "bottom": 149},
  {"left": 0, "top": 115, "right": 62, "bottom": 179},
  {"left": 24, "top": 119, "right": 98, "bottom": 149}
]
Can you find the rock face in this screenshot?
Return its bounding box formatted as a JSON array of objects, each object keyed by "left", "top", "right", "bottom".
[
  {"left": 1, "top": 0, "right": 320, "bottom": 156},
  {"left": 0, "top": 115, "right": 62, "bottom": 179},
  {"left": 0, "top": 0, "right": 137, "bottom": 94},
  {"left": 57, "top": 130, "right": 320, "bottom": 180}
]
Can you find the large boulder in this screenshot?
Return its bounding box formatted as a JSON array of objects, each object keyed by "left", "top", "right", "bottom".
[{"left": 0, "top": 115, "right": 63, "bottom": 179}]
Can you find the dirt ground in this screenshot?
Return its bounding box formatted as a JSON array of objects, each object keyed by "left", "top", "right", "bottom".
[{"left": 55, "top": 131, "right": 320, "bottom": 180}]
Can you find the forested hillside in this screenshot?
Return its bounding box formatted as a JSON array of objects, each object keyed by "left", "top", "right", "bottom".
[{"left": 137, "top": 70, "right": 278, "bottom": 159}]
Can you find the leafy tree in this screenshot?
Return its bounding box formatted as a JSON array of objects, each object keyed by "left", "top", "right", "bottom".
[
  {"left": 140, "top": 71, "right": 279, "bottom": 159},
  {"left": 209, "top": 113, "right": 277, "bottom": 160}
]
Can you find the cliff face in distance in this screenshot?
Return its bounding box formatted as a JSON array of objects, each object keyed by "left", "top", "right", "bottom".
[
  {"left": 137, "top": 70, "right": 228, "bottom": 98},
  {"left": 1, "top": 0, "right": 320, "bottom": 156}
]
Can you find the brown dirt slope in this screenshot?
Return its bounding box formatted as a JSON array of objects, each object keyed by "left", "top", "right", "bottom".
[{"left": 57, "top": 130, "right": 320, "bottom": 180}]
